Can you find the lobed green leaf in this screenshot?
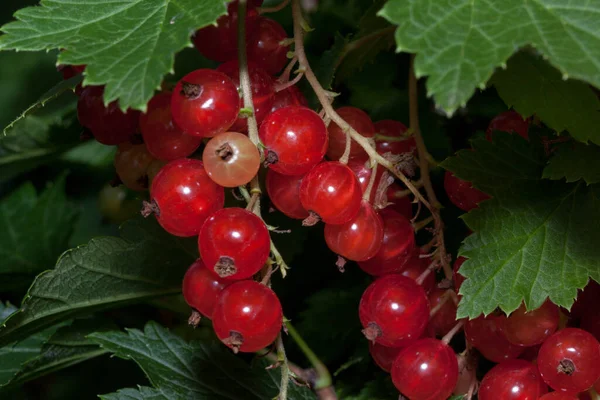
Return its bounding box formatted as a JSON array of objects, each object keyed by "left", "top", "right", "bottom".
[{"left": 543, "top": 142, "right": 600, "bottom": 185}]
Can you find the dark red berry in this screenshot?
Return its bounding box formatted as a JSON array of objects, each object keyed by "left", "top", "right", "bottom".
[
  {"left": 171, "top": 69, "right": 240, "bottom": 137},
  {"left": 358, "top": 208, "right": 415, "bottom": 276},
  {"left": 444, "top": 171, "right": 490, "bottom": 211},
  {"left": 391, "top": 338, "right": 459, "bottom": 400},
  {"left": 114, "top": 142, "right": 154, "bottom": 191},
  {"left": 260, "top": 106, "right": 327, "bottom": 176},
  {"left": 247, "top": 17, "right": 289, "bottom": 75},
  {"left": 537, "top": 328, "right": 600, "bottom": 393},
  {"left": 539, "top": 393, "right": 579, "bottom": 400},
  {"left": 479, "top": 359, "right": 548, "bottom": 400},
  {"left": 58, "top": 64, "right": 85, "bottom": 80},
  {"left": 212, "top": 280, "right": 282, "bottom": 353},
  {"left": 140, "top": 92, "right": 202, "bottom": 161},
  {"left": 217, "top": 60, "right": 275, "bottom": 132},
  {"left": 347, "top": 158, "right": 384, "bottom": 202},
  {"left": 269, "top": 85, "right": 308, "bottom": 113},
  {"left": 374, "top": 120, "right": 416, "bottom": 156},
  {"left": 198, "top": 207, "right": 270, "bottom": 280},
  {"left": 182, "top": 259, "right": 231, "bottom": 319},
  {"left": 386, "top": 183, "right": 413, "bottom": 219},
  {"left": 428, "top": 288, "right": 459, "bottom": 337},
  {"left": 77, "top": 86, "right": 140, "bottom": 145},
  {"left": 399, "top": 250, "right": 436, "bottom": 293},
  {"left": 299, "top": 161, "right": 362, "bottom": 225},
  {"left": 369, "top": 342, "right": 401, "bottom": 373},
  {"left": 265, "top": 169, "right": 308, "bottom": 219},
  {"left": 501, "top": 301, "right": 559, "bottom": 347},
  {"left": 359, "top": 274, "right": 430, "bottom": 347},
  {"left": 327, "top": 107, "right": 375, "bottom": 161},
  {"left": 465, "top": 314, "right": 524, "bottom": 363},
  {"left": 146, "top": 159, "right": 224, "bottom": 237},
  {"left": 486, "top": 110, "right": 529, "bottom": 141},
  {"left": 324, "top": 200, "right": 383, "bottom": 262}
]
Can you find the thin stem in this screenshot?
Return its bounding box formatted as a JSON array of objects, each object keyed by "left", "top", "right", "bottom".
[
  {"left": 442, "top": 320, "right": 465, "bottom": 345},
  {"left": 408, "top": 55, "right": 451, "bottom": 280},
  {"left": 259, "top": 0, "right": 290, "bottom": 14},
  {"left": 237, "top": 0, "right": 260, "bottom": 146},
  {"left": 291, "top": 0, "right": 428, "bottom": 210},
  {"left": 429, "top": 290, "right": 450, "bottom": 317},
  {"left": 271, "top": 241, "right": 289, "bottom": 278},
  {"left": 285, "top": 321, "right": 332, "bottom": 390},
  {"left": 238, "top": 185, "right": 252, "bottom": 203},
  {"left": 275, "top": 70, "right": 305, "bottom": 92},
  {"left": 276, "top": 334, "right": 290, "bottom": 400},
  {"left": 363, "top": 161, "right": 378, "bottom": 201},
  {"left": 278, "top": 56, "right": 298, "bottom": 84}
]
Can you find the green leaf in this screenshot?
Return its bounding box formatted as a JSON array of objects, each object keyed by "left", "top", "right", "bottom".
[
  {"left": 543, "top": 142, "right": 600, "bottom": 185},
  {"left": 442, "top": 133, "right": 600, "bottom": 317},
  {"left": 336, "top": 373, "right": 396, "bottom": 400},
  {"left": 90, "top": 322, "right": 316, "bottom": 400},
  {"left": 379, "top": 0, "right": 600, "bottom": 115},
  {"left": 0, "top": 218, "right": 197, "bottom": 347},
  {"left": 315, "top": 33, "right": 348, "bottom": 91},
  {"left": 0, "top": 303, "right": 17, "bottom": 326},
  {"left": 8, "top": 318, "right": 115, "bottom": 387},
  {"left": 100, "top": 386, "right": 177, "bottom": 400},
  {"left": 0, "top": 175, "right": 78, "bottom": 277},
  {"left": 490, "top": 51, "right": 600, "bottom": 145},
  {"left": 0, "top": 0, "right": 228, "bottom": 111}
]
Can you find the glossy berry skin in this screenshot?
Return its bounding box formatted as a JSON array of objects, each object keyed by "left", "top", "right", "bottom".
[
  {"left": 269, "top": 85, "right": 308, "bottom": 113},
  {"left": 299, "top": 161, "right": 362, "bottom": 225},
  {"left": 149, "top": 159, "right": 224, "bottom": 237},
  {"left": 453, "top": 256, "right": 467, "bottom": 292},
  {"left": 444, "top": 171, "right": 490, "bottom": 211},
  {"left": 247, "top": 17, "right": 289, "bottom": 75},
  {"left": 347, "top": 159, "right": 384, "bottom": 202},
  {"left": 428, "top": 288, "right": 458, "bottom": 337},
  {"left": 77, "top": 86, "right": 140, "bottom": 145},
  {"left": 479, "top": 360, "right": 548, "bottom": 400},
  {"left": 397, "top": 250, "right": 436, "bottom": 293},
  {"left": 386, "top": 183, "right": 413, "bottom": 219},
  {"left": 537, "top": 328, "right": 600, "bottom": 393},
  {"left": 202, "top": 132, "right": 260, "bottom": 187},
  {"left": 259, "top": 106, "right": 328, "bottom": 175},
  {"left": 374, "top": 120, "right": 416, "bottom": 156},
  {"left": 182, "top": 259, "right": 230, "bottom": 319},
  {"left": 192, "top": 1, "right": 261, "bottom": 62},
  {"left": 501, "top": 301, "right": 559, "bottom": 347},
  {"left": 324, "top": 201, "right": 383, "bottom": 262},
  {"left": 486, "top": 110, "right": 529, "bottom": 141},
  {"left": 465, "top": 314, "right": 524, "bottom": 363},
  {"left": 212, "top": 280, "right": 282, "bottom": 353},
  {"left": 217, "top": 61, "right": 275, "bottom": 132},
  {"left": 359, "top": 274, "right": 429, "bottom": 347},
  {"left": 199, "top": 208, "right": 270, "bottom": 280},
  {"left": 114, "top": 143, "right": 155, "bottom": 191},
  {"left": 539, "top": 393, "right": 579, "bottom": 400},
  {"left": 369, "top": 342, "right": 401, "bottom": 373},
  {"left": 171, "top": 69, "right": 240, "bottom": 137},
  {"left": 140, "top": 92, "right": 202, "bottom": 161},
  {"left": 327, "top": 107, "right": 375, "bottom": 161},
  {"left": 265, "top": 169, "right": 308, "bottom": 219},
  {"left": 391, "top": 338, "right": 459, "bottom": 400},
  {"left": 358, "top": 208, "right": 415, "bottom": 275}
]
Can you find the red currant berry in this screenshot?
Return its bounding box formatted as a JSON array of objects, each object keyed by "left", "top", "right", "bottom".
[
  {"left": 428, "top": 288, "right": 459, "bottom": 337},
  {"left": 453, "top": 256, "right": 467, "bottom": 292},
  {"left": 479, "top": 359, "right": 548, "bottom": 400},
  {"left": 386, "top": 183, "right": 413, "bottom": 219},
  {"left": 359, "top": 274, "right": 429, "bottom": 347},
  {"left": 199, "top": 207, "right": 270, "bottom": 280},
  {"left": 465, "top": 314, "right": 524, "bottom": 363},
  {"left": 369, "top": 342, "right": 401, "bottom": 373},
  {"left": 326, "top": 107, "right": 375, "bottom": 161},
  {"left": 247, "top": 17, "right": 289, "bottom": 75},
  {"left": 299, "top": 161, "right": 362, "bottom": 225},
  {"left": 358, "top": 208, "right": 415, "bottom": 275},
  {"left": 114, "top": 142, "right": 154, "bottom": 191},
  {"left": 399, "top": 250, "right": 436, "bottom": 293},
  {"left": 192, "top": 0, "right": 261, "bottom": 62},
  {"left": 212, "top": 280, "right": 282, "bottom": 353},
  {"left": 347, "top": 158, "right": 384, "bottom": 201},
  {"left": 539, "top": 393, "right": 579, "bottom": 400},
  {"left": 171, "top": 69, "right": 240, "bottom": 137},
  {"left": 77, "top": 86, "right": 140, "bottom": 145},
  {"left": 538, "top": 328, "right": 600, "bottom": 393},
  {"left": 182, "top": 259, "right": 231, "bottom": 319},
  {"left": 265, "top": 169, "right": 308, "bottom": 219},
  {"left": 374, "top": 120, "right": 416, "bottom": 156},
  {"left": 501, "top": 301, "right": 560, "bottom": 347},
  {"left": 217, "top": 60, "right": 275, "bottom": 132},
  {"left": 324, "top": 200, "right": 383, "bottom": 262},
  {"left": 202, "top": 132, "right": 260, "bottom": 187},
  {"left": 391, "top": 338, "right": 459, "bottom": 400},
  {"left": 58, "top": 64, "right": 85, "bottom": 80},
  {"left": 486, "top": 110, "right": 529, "bottom": 141},
  {"left": 260, "top": 106, "right": 328, "bottom": 175},
  {"left": 145, "top": 159, "right": 225, "bottom": 237},
  {"left": 140, "top": 92, "right": 202, "bottom": 161},
  {"left": 269, "top": 85, "right": 308, "bottom": 114},
  {"left": 444, "top": 171, "right": 490, "bottom": 211}
]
